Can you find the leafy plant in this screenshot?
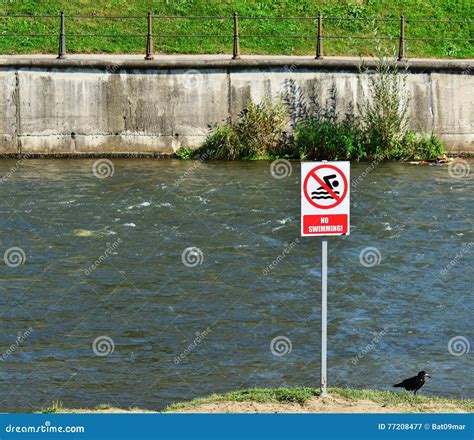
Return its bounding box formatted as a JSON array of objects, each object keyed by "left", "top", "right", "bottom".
[
  {"left": 175, "top": 147, "right": 193, "bottom": 160},
  {"left": 197, "top": 98, "right": 290, "bottom": 160},
  {"left": 289, "top": 57, "right": 443, "bottom": 161},
  {"left": 295, "top": 115, "right": 365, "bottom": 161},
  {"left": 41, "top": 400, "right": 63, "bottom": 414},
  {"left": 197, "top": 124, "right": 242, "bottom": 160},
  {"left": 359, "top": 57, "right": 410, "bottom": 160},
  {"left": 287, "top": 80, "right": 366, "bottom": 161},
  {"left": 396, "top": 132, "right": 444, "bottom": 160},
  {"left": 198, "top": 56, "right": 443, "bottom": 162},
  {"left": 235, "top": 99, "right": 288, "bottom": 157}
]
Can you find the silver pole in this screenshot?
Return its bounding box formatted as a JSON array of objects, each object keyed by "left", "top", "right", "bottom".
[{"left": 321, "top": 237, "right": 328, "bottom": 396}]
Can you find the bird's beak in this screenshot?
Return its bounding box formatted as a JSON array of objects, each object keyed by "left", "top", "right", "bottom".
[{"left": 426, "top": 374, "right": 431, "bottom": 378}]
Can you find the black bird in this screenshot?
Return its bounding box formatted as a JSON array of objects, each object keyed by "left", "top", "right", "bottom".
[{"left": 393, "top": 371, "right": 431, "bottom": 395}]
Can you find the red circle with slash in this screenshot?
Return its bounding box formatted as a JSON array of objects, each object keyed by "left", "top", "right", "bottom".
[{"left": 303, "top": 164, "right": 348, "bottom": 209}]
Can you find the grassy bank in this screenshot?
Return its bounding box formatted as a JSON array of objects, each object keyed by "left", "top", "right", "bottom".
[
  {"left": 0, "top": 0, "right": 472, "bottom": 58},
  {"left": 165, "top": 387, "right": 473, "bottom": 413},
  {"left": 40, "top": 387, "right": 472, "bottom": 413}
]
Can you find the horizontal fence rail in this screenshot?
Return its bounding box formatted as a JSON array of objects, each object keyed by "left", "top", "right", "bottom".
[{"left": 0, "top": 13, "right": 472, "bottom": 60}]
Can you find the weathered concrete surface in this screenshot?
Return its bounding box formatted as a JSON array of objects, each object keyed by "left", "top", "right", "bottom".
[
  {"left": 0, "top": 71, "right": 17, "bottom": 153},
  {"left": 430, "top": 73, "right": 473, "bottom": 153},
  {"left": 0, "top": 55, "right": 472, "bottom": 155}
]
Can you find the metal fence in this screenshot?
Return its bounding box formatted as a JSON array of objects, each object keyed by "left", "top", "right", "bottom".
[{"left": 0, "top": 12, "right": 473, "bottom": 60}]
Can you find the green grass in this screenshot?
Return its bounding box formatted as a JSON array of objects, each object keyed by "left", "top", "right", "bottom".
[
  {"left": 39, "top": 402, "right": 156, "bottom": 413},
  {"left": 0, "top": 0, "right": 472, "bottom": 58},
  {"left": 332, "top": 387, "right": 473, "bottom": 410},
  {"left": 38, "top": 388, "right": 473, "bottom": 413},
  {"left": 40, "top": 400, "right": 63, "bottom": 414},
  {"left": 164, "top": 386, "right": 474, "bottom": 412},
  {"left": 165, "top": 387, "right": 320, "bottom": 411}
]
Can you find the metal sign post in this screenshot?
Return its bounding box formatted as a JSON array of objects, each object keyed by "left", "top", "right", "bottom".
[
  {"left": 301, "top": 161, "right": 350, "bottom": 396},
  {"left": 321, "top": 237, "right": 328, "bottom": 396}
]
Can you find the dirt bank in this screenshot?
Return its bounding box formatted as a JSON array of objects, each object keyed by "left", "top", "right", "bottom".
[
  {"left": 169, "top": 394, "right": 470, "bottom": 414},
  {"left": 48, "top": 388, "right": 473, "bottom": 414}
]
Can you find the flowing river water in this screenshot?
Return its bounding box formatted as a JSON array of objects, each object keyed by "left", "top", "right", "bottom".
[{"left": 0, "top": 159, "right": 472, "bottom": 412}]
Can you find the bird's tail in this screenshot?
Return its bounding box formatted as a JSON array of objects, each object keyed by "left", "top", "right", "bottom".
[{"left": 393, "top": 383, "right": 403, "bottom": 387}]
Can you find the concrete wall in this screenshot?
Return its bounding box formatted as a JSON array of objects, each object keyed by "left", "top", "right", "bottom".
[{"left": 0, "top": 56, "right": 472, "bottom": 155}]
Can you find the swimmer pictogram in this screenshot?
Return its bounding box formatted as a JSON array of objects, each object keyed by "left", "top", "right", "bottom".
[{"left": 303, "top": 164, "right": 348, "bottom": 210}]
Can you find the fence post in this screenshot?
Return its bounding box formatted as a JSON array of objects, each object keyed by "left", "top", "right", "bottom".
[
  {"left": 315, "top": 13, "right": 323, "bottom": 59},
  {"left": 57, "top": 11, "right": 66, "bottom": 59},
  {"left": 398, "top": 14, "right": 405, "bottom": 61},
  {"left": 232, "top": 12, "right": 241, "bottom": 60},
  {"left": 145, "top": 11, "right": 154, "bottom": 60}
]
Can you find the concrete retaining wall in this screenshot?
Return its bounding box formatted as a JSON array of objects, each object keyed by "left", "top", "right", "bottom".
[{"left": 0, "top": 56, "right": 472, "bottom": 155}]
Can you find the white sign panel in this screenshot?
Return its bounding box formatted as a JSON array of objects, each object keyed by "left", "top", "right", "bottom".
[{"left": 301, "top": 161, "right": 350, "bottom": 236}]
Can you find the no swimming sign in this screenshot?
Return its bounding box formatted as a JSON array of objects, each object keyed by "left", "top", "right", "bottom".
[{"left": 301, "top": 161, "right": 350, "bottom": 237}]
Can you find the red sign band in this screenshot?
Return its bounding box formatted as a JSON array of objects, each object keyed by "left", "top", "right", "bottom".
[{"left": 303, "top": 214, "right": 348, "bottom": 235}]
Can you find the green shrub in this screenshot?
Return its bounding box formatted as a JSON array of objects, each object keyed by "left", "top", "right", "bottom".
[
  {"left": 197, "top": 98, "right": 290, "bottom": 160},
  {"left": 395, "top": 132, "right": 444, "bottom": 160},
  {"left": 235, "top": 98, "right": 288, "bottom": 158},
  {"left": 196, "top": 124, "right": 242, "bottom": 160},
  {"left": 295, "top": 115, "right": 366, "bottom": 161},
  {"left": 175, "top": 147, "right": 193, "bottom": 159},
  {"left": 198, "top": 58, "right": 444, "bottom": 162},
  {"left": 359, "top": 57, "right": 410, "bottom": 160},
  {"left": 285, "top": 80, "right": 365, "bottom": 161},
  {"left": 292, "top": 57, "right": 444, "bottom": 162}
]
